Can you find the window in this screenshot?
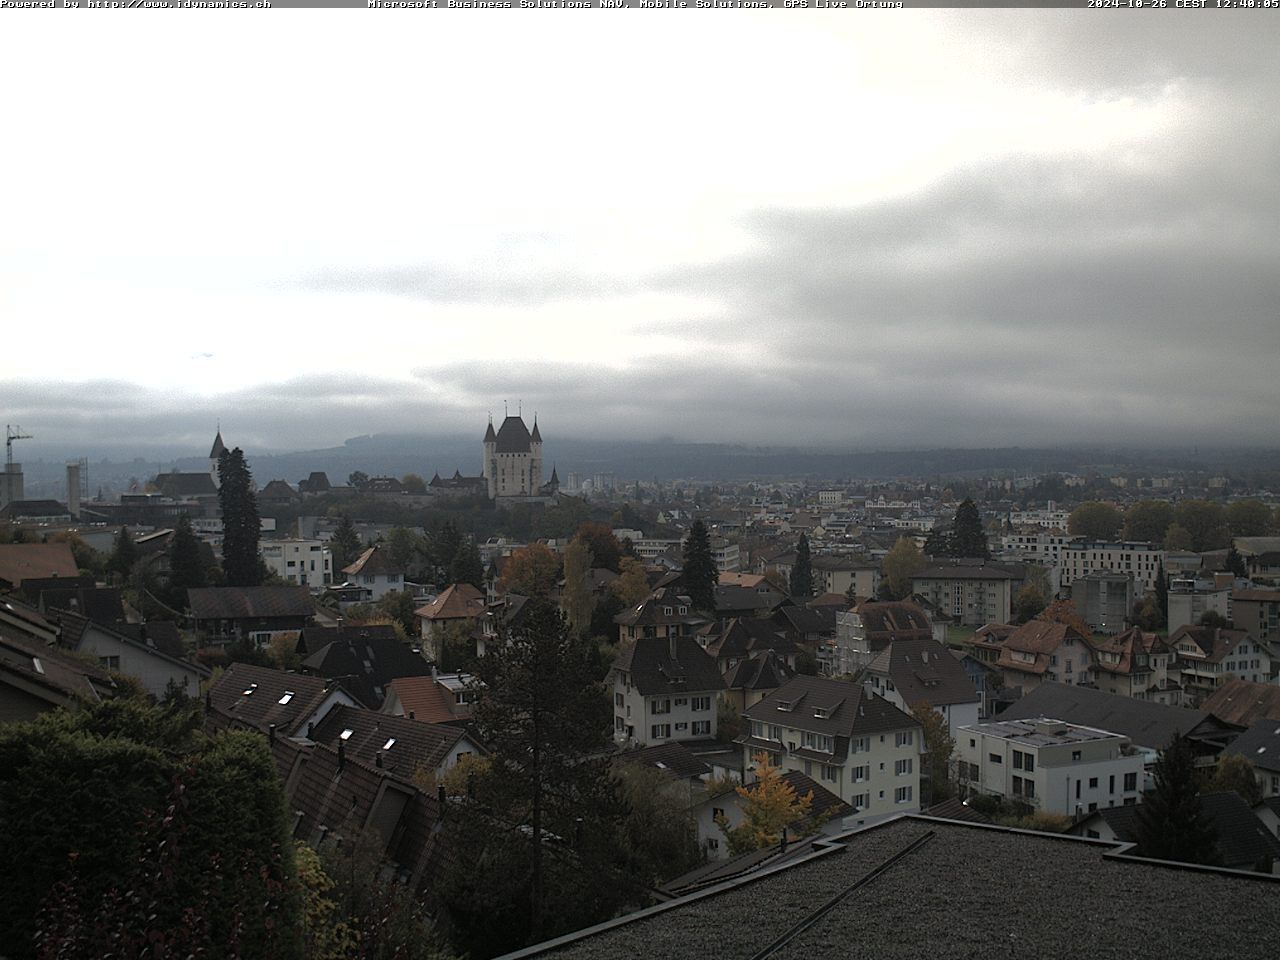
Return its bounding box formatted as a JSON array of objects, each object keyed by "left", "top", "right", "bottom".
[
  {"left": 675, "top": 697, "right": 688, "bottom": 707},
  {"left": 894, "top": 786, "right": 913, "bottom": 804},
  {"left": 895, "top": 731, "right": 914, "bottom": 747},
  {"left": 1071, "top": 750, "right": 1082, "bottom": 762},
  {"left": 851, "top": 736, "right": 870, "bottom": 753},
  {"left": 692, "top": 720, "right": 711, "bottom": 736},
  {"left": 691, "top": 696, "right": 711, "bottom": 711},
  {"left": 1024, "top": 753, "right": 1034, "bottom": 772},
  {"left": 822, "top": 765, "right": 839, "bottom": 783},
  {"left": 1012, "top": 776, "right": 1024, "bottom": 796},
  {"left": 895, "top": 758, "right": 913, "bottom": 776},
  {"left": 1024, "top": 779, "right": 1035, "bottom": 799},
  {"left": 651, "top": 698, "right": 671, "bottom": 715},
  {"left": 712, "top": 807, "right": 725, "bottom": 820},
  {"left": 1012, "top": 750, "right": 1024, "bottom": 770},
  {"left": 650, "top": 724, "right": 671, "bottom": 740},
  {"left": 707, "top": 838, "right": 720, "bottom": 851},
  {"left": 615, "top": 692, "right": 624, "bottom": 707},
  {"left": 1088, "top": 777, "right": 1098, "bottom": 789},
  {"left": 675, "top": 722, "right": 688, "bottom": 731},
  {"left": 1109, "top": 775, "right": 1115, "bottom": 794},
  {"left": 98, "top": 655, "right": 120, "bottom": 670},
  {"left": 989, "top": 753, "right": 1003, "bottom": 764}
]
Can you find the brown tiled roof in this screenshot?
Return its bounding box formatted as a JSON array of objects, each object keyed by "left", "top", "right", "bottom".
[
  {"left": 296, "top": 622, "right": 401, "bottom": 658},
  {"left": 0, "top": 624, "right": 117, "bottom": 706},
  {"left": 996, "top": 620, "right": 1091, "bottom": 677},
  {"left": 854, "top": 601, "right": 933, "bottom": 643},
  {"left": 923, "top": 797, "right": 993, "bottom": 825},
  {"left": 385, "top": 675, "right": 471, "bottom": 725},
  {"left": 310, "top": 704, "right": 474, "bottom": 779},
  {"left": 745, "top": 770, "right": 851, "bottom": 824},
  {"left": 1168, "top": 626, "right": 1253, "bottom": 665},
  {"left": 258, "top": 480, "right": 300, "bottom": 501},
  {"left": 1201, "top": 677, "right": 1280, "bottom": 728},
  {"left": 206, "top": 662, "right": 332, "bottom": 735},
  {"left": 415, "top": 583, "right": 486, "bottom": 622},
  {"left": 615, "top": 741, "right": 713, "bottom": 781},
  {"left": 1232, "top": 589, "right": 1280, "bottom": 603},
  {"left": 188, "top": 586, "right": 315, "bottom": 620},
  {"left": 342, "top": 545, "right": 403, "bottom": 578},
  {"left": 1092, "top": 627, "right": 1167, "bottom": 677},
  {"left": 0, "top": 543, "right": 79, "bottom": 588},
  {"left": 866, "top": 638, "right": 979, "bottom": 708},
  {"left": 704, "top": 618, "right": 794, "bottom": 664},
  {"left": 615, "top": 588, "right": 705, "bottom": 628},
  {"left": 300, "top": 636, "right": 433, "bottom": 709},
  {"left": 723, "top": 650, "right": 794, "bottom": 694}
]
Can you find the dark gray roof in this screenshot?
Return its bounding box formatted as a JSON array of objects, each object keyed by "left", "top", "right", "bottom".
[
  {"left": 865, "top": 638, "right": 979, "bottom": 708},
  {"left": 611, "top": 636, "right": 725, "bottom": 697},
  {"left": 188, "top": 585, "right": 316, "bottom": 620},
  {"left": 915, "top": 562, "right": 1021, "bottom": 581},
  {"left": 206, "top": 662, "right": 331, "bottom": 735},
  {"left": 310, "top": 703, "right": 471, "bottom": 777},
  {"left": 519, "top": 817, "right": 1280, "bottom": 960},
  {"left": 614, "top": 741, "right": 711, "bottom": 781},
  {"left": 742, "top": 676, "right": 919, "bottom": 751},
  {"left": 153, "top": 472, "right": 218, "bottom": 498},
  {"left": 494, "top": 415, "right": 533, "bottom": 453},
  {"left": 1224, "top": 718, "right": 1280, "bottom": 774},
  {"left": 723, "top": 650, "right": 794, "bottom": 693},
  {"left": 999, "top": 681, "right": 1213, "bottom": 751},
  {"left": 301, "top": 635, "right": 434, "bottom": 709}
]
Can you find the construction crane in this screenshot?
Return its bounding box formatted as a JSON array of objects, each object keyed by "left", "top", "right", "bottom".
[{"left": 6, "top": 425, "right": 32, "bottom": 468}]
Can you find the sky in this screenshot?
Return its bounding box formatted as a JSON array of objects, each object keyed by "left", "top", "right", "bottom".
[{"left": 1, "top": 12, "right": 1277, "bottom": 457}]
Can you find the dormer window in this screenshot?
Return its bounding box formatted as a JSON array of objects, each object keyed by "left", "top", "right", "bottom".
[
  {"left": 679, "top": 606, "right": 688, "bottom": 614},
  {"left": 776, "top": 699, "right": 794, "bottom": 712},
  {"left": 664, "top": 607, "right": 673, "bottom": 616},
  {"left": 814, "top": 707, "right": 831, "bottom": 719}
]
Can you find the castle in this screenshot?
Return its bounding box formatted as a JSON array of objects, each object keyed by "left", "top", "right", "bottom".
[{"left": 429, "top": 414, "right": 558, "bottom": 503}]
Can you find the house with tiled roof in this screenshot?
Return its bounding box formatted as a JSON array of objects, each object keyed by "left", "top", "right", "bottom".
[
  {"left": 995, "top": 619, "right": 1095, "bottom": 692},
  {"left": 205, "top": 662, "right": 356, "bottom": 738},
  {"left": 700, "top": 617, "right": 795, "bottom": 674},
  {"left": 49, "top": 609, "right": 209, "bottom": 699},
  {"left": 722, "top": 650, "right": 795, "bottom": 715},
  {"left": 1169, "top": 625, "right": 1272, "bottom": 704},
  {"left": 1092, "top": 626, "right": 1182, "bottom": 704},
  {"left": 341, "top": 545, "right": 404, "bottom": 602},
  {"left": 257, "top": 479, "right": 300, "bottom": 505},
  {"left": 309, "top": 703, "right": 484, "bottom": 783},
  {"left": 739, "top": 676, "right": 921, "bottom": 818},
  {"left": 833, "top": 600, "right": 933, "bottom": 677},
  {"left": 188, "top": 585, "right": 316, "bottom": 647},
  {"left": 1224, "top": 719, "right": 1280, "bottom": 799},
  {"left": 610, "top": 635, "right": 724, "bottom": 747},
  {"left": 692, "top": 768, "right": 851, "bottom": 860},
  {"left": 415, "top": 582, "right": 486, "bottom": 660},
  {"left": 864, "top": 638, "right": 980, "bottom": 736},
  {"left": 614, "top": 587, "right": 707, "bottom": 647},
  {"left": 382, "top": 672, "right": 479, "bottom": 726},
  {"left": 299, "top": 633, "right": 434, "bottom": 709},
  {"left": 0, "top": 621, "right": 118, "bottom": 721},
  {"left": 1201, "top": 677, "right": 1280, "bottom": 729},
  {"left": 0, "top": 542, "right": 79, "bottom": 591}
]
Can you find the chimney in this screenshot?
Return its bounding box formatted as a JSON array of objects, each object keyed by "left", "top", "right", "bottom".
[
  {"left": 375, "top": 751, "right": 383, "bottom": 769},
  {"left": 780, "top": 826, "right": 788, "bottom": 853},
  {"left": 268, "top": 723, "right": 276, "bottom": 743},
  {"left": 306, "top": 721, "right": 314, "bottom": 739},
  {"left": 408, "top": 711, "right": 415, "bottom": 720},
  {"left": 437, "top": 784, "right": 446, "bottom": 808},
  {"left": 669, "top": 633, "right": 678, "bottom": 661},
  {"left": 337, "top": 740, "right": 346, "bottom": 770}
]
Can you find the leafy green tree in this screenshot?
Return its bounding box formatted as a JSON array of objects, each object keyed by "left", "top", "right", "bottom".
[
  {"left": 681, "top": 519, "right": 718, "bottom": 614},
  {"left": 949, "top": 499, "right": 990, "bottom": 559},
  {"left": 401, "top": 473, "right": 428, "bottom": 495},
  {"left": 1225, "top": 498, "right": 1272, "bottom": 538},
  {"left": 376, "top": 590, "right": 418, "bottom": 638},
  {"left": 1174, "top": 500, "right": 1229, "bottom": 552},
  {"left": 790, "top": 533, "right": 814, "bottom": 599},
  {"left": 882, "top": 536, "right": 926, "bottom": 601},
  {"left": 167, "top": 512, "right": 207, "bottom": 606},
  {"left": 330, "top": 515, "right": 363, "bottom": 574},
  {"left": 1068, "top": 501, "right": 1124, "bottom": 541},
  {"left": 913, "top": 702, "right": 955, "bottom": 804},
  {"left": 448, "top": 537, "right": 485, "bottom": 590},
  {"left": 1012, "top": 583, "right": 1047, "bottom": 624},
  {"left": 2, "top": 698, "right": 302, "bottom": 959},
  {"left": 1163, "top": 522, "right": 1193, "bottom": 551},
  {"left": 440, "top": 599, "right": 625, "bottom": 954},
  {"left": 1135, "top": 735, "right": 1220, "bottom": 866},
  {"left": 109, "top": 525, "right": 139, "bottom": 582},
  {"left": 218, "top": 447, "right": 264, "bottom": 587},
  {"left": 613, "top": 764, "right": 701, "bottom": 886},
  {"left": 1199, "top": 609, "right": 1230, "bottom": 630},
  {"left": 348, "top": 471, "right": 369, "bottom": 490},
  {"left": 1224, "top": 545, "right": 1247, "bottom": 579},
  {"left": 386, "top": 526, "right": 419, "bottom": 572},
  {"left": 1204, "top": 752, "right": 1262, "bottom": 806},
  {"left": 611, "top": 556, "right": 651, "bottom": 608},
  {"left": 1124, "top": 500, "right": 1174, "bottom": 544},
  {"left": 427, "top": 521, "right": 463, "bottom": 584}
]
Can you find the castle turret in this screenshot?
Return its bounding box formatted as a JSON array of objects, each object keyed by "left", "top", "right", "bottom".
[{"left": 209, "top": 427, "right": 227, "bottom": 488}]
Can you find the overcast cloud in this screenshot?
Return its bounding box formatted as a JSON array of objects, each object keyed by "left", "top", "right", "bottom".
[{"left": 1, "top": 14, "right": 1276, "bottom": 457}]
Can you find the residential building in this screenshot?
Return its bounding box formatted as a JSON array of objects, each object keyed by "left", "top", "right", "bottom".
[
  {"left": 738, "top": 675, "right": 922, "bottom": 818},
  {"left": 1223, "top": 720, "right": 1280, "bottom": 799},
  {"left": 1091, "top": 627, "right": 1180, "bottom": 703},
  {"left": 1168, "top": 574, "right": 1234, "bottom": 633},
  {"left": 205, "top": 662, "right": 356, "bottom": 738},
  {"left": 340, "top": 545, "right": 404, "bottom": 602},
  {"left": 834, "top": 601, "right": 932, "bottom": 676},
  {"left": 999, "top": 531, "right": 1079, "bottom": 564},
  {"left": 1230, "top": 588, "right": 1280, "bottom": 645},
  {"left": 54, "top": 610, "right": 209, "bottom": 699},
  {"left": 863, "top": 638, "right": 980, "bottom": 736},
  {"left": 1060, "top": 540, "right": 1164, "bottom": 594},
  {"left": 711, "top": 538, "right": 741, "bottom": 574},
  {"left": 1168, "top": 625, "right": 1272, "bottom": 704},
  {"left": 298, "top": 634, "right": 434, "bottom": 709},
  {"left": 614, "top": 587, "right": 706, "bottom": 646},
  {"left": 610, "top": 635, "right": 725, "bottom": 746},
  {"left": 1200, "top": 677, "right": 1280, "bottom": 729},
  {"left": 382, "top": 672, "right": 479, "bottom": 726},
  {"left": 414, "top": 583, "right": 486, "bottom": 657},
  {"left": 309, "top": 703, "right": 485, "bottom": 783},
  {"left": 810, "top": 557, "right": 880, "bottom": 600},
  {"left": 994, "top": 619, "right": 1095, "bottom": 691},
  {"left": 187, "top": 585, "right": 316, "bottom": 647},
  {"left": 1070, "top": 570, "right": 1134, "bottom": 634},
  {"left": 0, "top": 542, "right": 79, "bottom": 591},
  {"left": 693, "top": 769, "right": 850, "bottom": 860},
  {"left": 956, "top": 717, "right": 1144, "bottom": 816},
  {"left": 721, "top": 650, "right": 795, "bottom": 716},
  {"left": 260, "top": 538, "right": 333, "bottom": 588},
  {"left": 912, "top": 561, "right": 1020, "bottom": 627},
  {"left": 0, "top": 625, "right": 116, "bottom": 722}
]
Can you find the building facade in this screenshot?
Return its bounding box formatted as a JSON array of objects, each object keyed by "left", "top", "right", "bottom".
[
  {"left": 483, "top": 415, "right": 543, "bottom": 500},
  {"left": 260, "top": 539, "right": 333, "bottom": 588},
  {"left": 1060, "top": 541, "right": 1164, "bottom": 595}
]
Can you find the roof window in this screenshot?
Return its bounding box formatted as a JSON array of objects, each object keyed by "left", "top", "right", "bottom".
[
  {"left": 340, "top": 728, "right": 354, "bottom": 741},
  {"left": 382, "top": 737, "right": 396, "bottom": 751},
  {"left": 278, "top": 691, "right": 294, "bottom": 705},
  {"left": 242, "top": 683, "right": 258, "bottom": 696}
]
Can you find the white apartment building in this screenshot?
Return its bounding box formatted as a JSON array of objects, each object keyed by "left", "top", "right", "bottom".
[
  {"left": 1000, "top": 532, "right": 1079, "bottom": 565},
  {"left": 260, "top": 539, "right": 332, "bottom": 588},
  {"left": 610, "top": 635, "right": 724, "bottom": 746},
  {"left": 738, "top": 676, "right": 922, "bottom": 823},
  {"left": 1167, "top": 575, "right": 1233, "bottom": 633},
  {"left": 956, "top": 717, "right": 1145, "bottom": 816},
  {"left": 1060, "top": 541, "right": 1164, "bottom": 595},
  {"left": 1007, "top": 508, "right": 1070, "bottom": 530}
]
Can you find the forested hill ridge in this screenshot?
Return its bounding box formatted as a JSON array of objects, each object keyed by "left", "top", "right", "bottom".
[{"left": 17, "top": 436, "right": 1280, "bottom": 491}]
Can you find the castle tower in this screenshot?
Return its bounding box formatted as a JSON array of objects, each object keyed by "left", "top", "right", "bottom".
[
  {"left": 484, "top": 413, "right": 541, "bottom": 500},
  {"left": 483, "top": 418, "right": 497, "bottom": 499},
  {"left": 530, "top": 416, "right": 543, "bottom": 495}
]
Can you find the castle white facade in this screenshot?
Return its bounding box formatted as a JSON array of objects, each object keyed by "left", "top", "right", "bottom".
[{"left": 483, "top": 415, "right": 544, "bottom": 500}]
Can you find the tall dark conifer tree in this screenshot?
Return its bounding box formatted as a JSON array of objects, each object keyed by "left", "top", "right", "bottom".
[
  {"left": 1135, "top": 734, "right": 1220, "bottom": 866},
  {"left": 790, "top": 533, "right": 814, "bottom": 599},
  {"left": 167, "top": 513, "right": 207, "bottom": 607},
  {"left": 330, "top": 514, "right": 362, "bottom": 572},
  {"left": 682, "top": 519, "right": 718, "bottom": 614},
  {"left": 217, "top": 448, "right": 263, "bottom": 587},
  {"left": 949, "top": 498, "right": 990, "bottom": 559}
]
